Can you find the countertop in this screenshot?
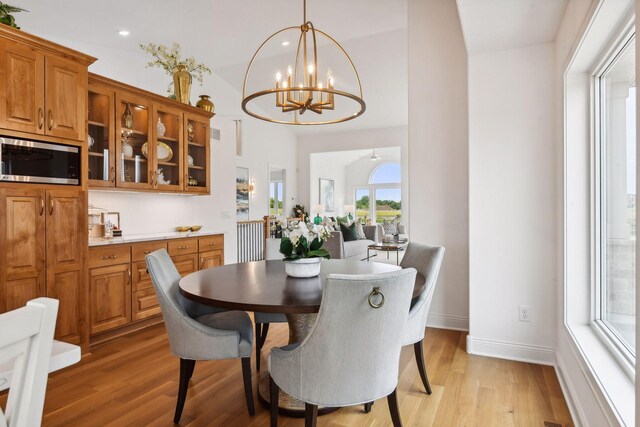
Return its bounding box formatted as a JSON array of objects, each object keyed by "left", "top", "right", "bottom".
[{"left": 89, "top": 230, "right": 225, "bottom": 247}]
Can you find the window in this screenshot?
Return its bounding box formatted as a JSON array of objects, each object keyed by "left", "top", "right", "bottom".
[
  {"left": 596, "top": 33, "right": 636, "bottom": 362},
  {"left": 355, "top": 188, "right": 369, "bottom": 221},
  {"left": 269, "top": 167, "right": 285, "bottom": 217}
]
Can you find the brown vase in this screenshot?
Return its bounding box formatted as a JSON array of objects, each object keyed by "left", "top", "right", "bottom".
[
  {"left": 196, "top": 95, "right": 215, "bottom": 113},
  {"left": 173, "top": 64, "right": 192, "bottom": 104}
]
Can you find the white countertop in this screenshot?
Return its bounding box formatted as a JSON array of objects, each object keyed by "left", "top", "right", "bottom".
[{"left": 89, "top": 230, "right": 225, "bottom": 247}]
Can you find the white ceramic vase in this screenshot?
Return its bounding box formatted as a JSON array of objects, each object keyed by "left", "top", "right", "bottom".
[{"left": 284, "top": 257, "right": 322, "bottom": 278}]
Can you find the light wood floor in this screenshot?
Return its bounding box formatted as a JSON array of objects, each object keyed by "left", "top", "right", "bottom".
[{"left": 1, "top": 321, "right": 573, "bottom": 426}]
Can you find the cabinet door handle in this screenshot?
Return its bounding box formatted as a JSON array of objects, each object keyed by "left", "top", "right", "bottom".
[
  {"left": 39, "top": 195, "right": 44, "bottom": 216},
  {"left": 177, "top": 246, "right": 189, "bottom": 250},
  {"left": 207, "top": 243, "right": 215, "bottom": 247},
  {"left": 110, "top": 166, "right": 115, "bottom": 183},
  {"left": 127, "top": 268, "right": 131, "bottom": 285},
  {"left": 99, "top": 255, "right": 118, "bottom": 260},
  {"left": 200, "top": 257, "right": 204, "bottom": 269},
  {"left": 38, "top": 108, "right": 44, "bottom": 129},
  {"left": 48, "top": 197, "right": 53, "bottom": 215},
  {"left": 144, "top": 250, "right": 153, "bottom": 254},
  {"left": 48, "top": 110, "right": 53, "bottom": 131}
]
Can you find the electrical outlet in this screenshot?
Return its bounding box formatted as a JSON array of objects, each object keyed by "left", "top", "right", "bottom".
[{"left": 519, "top": 306, "right": 530, "bottom": 322}]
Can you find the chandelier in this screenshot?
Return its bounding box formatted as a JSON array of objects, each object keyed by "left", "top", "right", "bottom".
[{"left": 241, "top": 0, "right": 366, "bottom": 125}]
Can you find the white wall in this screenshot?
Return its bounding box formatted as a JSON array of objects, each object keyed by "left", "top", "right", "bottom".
[
  {"left": 298, "top": 126, "right": 408, "bottom": 221},
  {"left": 408, "top": 0, "right": 469, "bottom": 331},
  {"left": 309, "top": 152, "right": 347, "bottom": 216},
  {"left": 37, "top": 36, "right": 299, "bottom": 263},
  {"left": 466, "top": 43, "right": 557, "bottom": 363}
]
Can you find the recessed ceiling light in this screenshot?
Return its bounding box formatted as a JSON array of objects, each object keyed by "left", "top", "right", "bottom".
[
  {"left": 281, "top": 41, "right": 290, "bottom": 46},
  {"left": 118, "top": 30, "right": 130, "bottom": 37}
]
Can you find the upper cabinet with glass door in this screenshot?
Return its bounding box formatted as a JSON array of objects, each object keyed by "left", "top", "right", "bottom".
[
  {"left": 153, "top": 105, "right": 183, "bottom": 191},
  {"left": 87, "top": 73, "right": 213, "bottom": 194},
  {"left": 116, "top": 93, "right": 153, "bottom": 190},
  {"left": 184, "top": 114, "right": 210, "bottom": 194},
  {"left": 87, "top": 84, "right": 115, "bottom": 186}
]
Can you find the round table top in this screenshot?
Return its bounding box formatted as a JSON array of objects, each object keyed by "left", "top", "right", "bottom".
[{"left": 179, "top": 259, "right": 425, "bottom": 314}]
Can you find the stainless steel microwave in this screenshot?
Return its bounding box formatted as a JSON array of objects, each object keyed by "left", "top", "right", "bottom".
[{"left": 0, "top": 137, "right": 80, "bottom": 185}]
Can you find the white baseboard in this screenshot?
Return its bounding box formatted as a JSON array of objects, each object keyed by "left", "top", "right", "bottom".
[
  {"left": 426, "top": 313, "right": 468, "bottom": 331},
  {"left": 466, "top": 335, "right": 556, "bottom": 365},
  {"left": 554, "top": 353, "right": 584, "bottom": 427}
]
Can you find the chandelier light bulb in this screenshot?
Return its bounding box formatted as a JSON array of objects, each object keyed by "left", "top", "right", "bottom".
[
  {"left": 276, "top": 72, "right": 282, "bottom": 82},
  {"left": 308, "top": 64, "right": 314, "bottom": 74},
  {"left": 287, "top": 66, "right": 293, "bottom": 76}
]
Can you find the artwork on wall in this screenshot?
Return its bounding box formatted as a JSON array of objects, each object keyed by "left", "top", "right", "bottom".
[
  {"left": 236, "top": 167, "right": 250, "bottom": 220},
  {"left": 319, "top": 178, "right": 335, "bottom": 212}
]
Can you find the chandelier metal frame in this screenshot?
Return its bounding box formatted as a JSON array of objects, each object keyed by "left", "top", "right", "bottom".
[{"left": 241, "top": 0, "right": 366, "bottom": 125}]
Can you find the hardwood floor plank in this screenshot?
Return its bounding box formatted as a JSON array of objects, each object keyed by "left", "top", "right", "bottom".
[{"left": 0, "top": 322, "right": 573, "bottom": 426}]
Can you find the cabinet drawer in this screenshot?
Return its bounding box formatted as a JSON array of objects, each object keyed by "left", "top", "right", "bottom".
[
  {"left": 132, "top": 241, "right": 168, "bottom": 262},
  {"left": 171, "top": 254, "right": 198, "bottom": 277},
  {"left": 168, "top": 238, "right": 197, "bottom": 256},
  {"left": 198, "top": 235, "right": 224, "bottom": 252},
  {"left": 132, "top": 260, "right": 153, "bottom": 292},
  {"left": 132, "top": 288, "right": 161, "bottom": 321},
  {"left": 89, "top": 245, "right": 131, "bottom": 269}
]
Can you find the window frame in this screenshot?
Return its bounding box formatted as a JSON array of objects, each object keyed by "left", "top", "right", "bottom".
[{"left": 592, "top": 27, "right": 636, "bottom": 373}]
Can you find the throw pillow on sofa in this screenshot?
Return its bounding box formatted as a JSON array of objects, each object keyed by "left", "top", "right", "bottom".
[
  {"left": 354, "top": 220, "right": 367, "bottom": 240},
  {"left": 336, "top": 215, "right": 350, "bottom": 224},
  {"left": 340, "top": 222, "right": 358, "bottom": 242},
  {"left": 382, "top": 218, "right": 398, "bottom": 235}
]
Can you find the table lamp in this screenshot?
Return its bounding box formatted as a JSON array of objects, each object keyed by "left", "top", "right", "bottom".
[{"left": 313, "top": 204, "right": 324, "bottom": 225}]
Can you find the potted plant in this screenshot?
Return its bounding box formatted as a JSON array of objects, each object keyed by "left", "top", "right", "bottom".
[
  {"left": 139, "top": 42, "right": 212, "bottom": 104},
  {"left": 279, "top": 221, "right": 331, "bottom": 278},
  {"left": 291, "top": 204, "right": 309, "bottom": 222},
  {"left": 0, "top": 2, "right": 27, "bottom": 29}
]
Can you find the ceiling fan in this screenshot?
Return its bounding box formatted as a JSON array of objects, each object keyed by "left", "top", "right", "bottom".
[{"left": 369, "top": 149, "right": 381, "bottom": 161}]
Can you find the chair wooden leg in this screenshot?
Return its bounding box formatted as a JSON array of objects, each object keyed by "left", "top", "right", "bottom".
[
  {"left": 255, "top": 322, "right": 270, "bottom": 371},
  {"left": 413, "top": 339, "right": 432, "bottom": 394},
  {"left": 241, "top": 357, "right": 255, "bottom": 416},
  {"left": 364, "top": 401, "right": 374, "bottom": 413},
  {"left": 186, "top": 359, "right": 196, "bottom": 381},
  {"left": 174, "top": 358, "right": 195, "bottom": 423},
  {"left": 255, "top": 323, "right": 262, "bottom": 371},
  {"left": 387, "top": 388, "right": 403, "bottom": 427},
  {"left": 305, "top": 403, "right": 318, "bottom": 427},
  {"left": 270, "top": 375, "right": 279, "bottom": 427}
]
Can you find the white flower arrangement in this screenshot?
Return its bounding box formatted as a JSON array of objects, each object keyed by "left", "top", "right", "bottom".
[{"left": 279, "top": 221, "right": 332, "bottom": 261}]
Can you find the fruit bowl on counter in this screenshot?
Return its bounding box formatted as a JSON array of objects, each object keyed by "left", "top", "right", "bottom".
[{"left": 175, "top": 225, "right": 202, "bottom": 232}]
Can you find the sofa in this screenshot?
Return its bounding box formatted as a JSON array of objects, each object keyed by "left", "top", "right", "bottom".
[{"left": 324, "top": 225, "right": 379, "bottom": 260}]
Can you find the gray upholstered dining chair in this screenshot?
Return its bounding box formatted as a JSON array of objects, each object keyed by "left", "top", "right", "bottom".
[
  {"left": 269, "top": 268, "right": 417, "bottom": 427},
  {"left": 254, "top": 238, "right": 287, "bottom": 371},
  {"left": 400, "top": 242, "right": 445, "bottom": 395},
  {"left": 145, "top": 249, "right": 255, "bottom": 423}
]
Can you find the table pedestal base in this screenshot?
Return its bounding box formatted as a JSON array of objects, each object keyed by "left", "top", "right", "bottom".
[{"left": 256, "top": 313, "right": 338, "bottom": 417}]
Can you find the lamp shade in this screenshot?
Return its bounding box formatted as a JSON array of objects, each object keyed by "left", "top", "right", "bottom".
[
  {"left": 343, "top": 205, "right": 355, "bottom": 213},
  {"left": 313, "top": 204, "right": 324, "bottom": 214}
]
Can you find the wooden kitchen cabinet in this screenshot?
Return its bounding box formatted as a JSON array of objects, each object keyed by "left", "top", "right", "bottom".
[
  {"left": 89, "top": 263, "right": 131, "bottom": 334},
  {"left": 88, "top": 234, "right": 224, "bottom": 342},
  {"left": 45, "top": 189, "right": 87, "bottom": 345},
  {"left": 88, "top": 73, "right": 213, "bottom": 194},
  {"left": 171, "top": 254, "right": 199, "bottom": 277},
  {"left": 200, "top": 250, "right": 223, "bottom": 270},
  {"left": 0, "top": 188, "right": 46, "bottom": 312},
  {"left": 44, "top": 54, "right": 87, "bottom": 141},
  {"left": 0, "top": 188, "right": 88, "bottom": 350},
  {"left": 0, "top": 41, "right": 45, "bottom": 135},
  {"left": 0, "top": 26, "right": 94, "bottom": 142}
]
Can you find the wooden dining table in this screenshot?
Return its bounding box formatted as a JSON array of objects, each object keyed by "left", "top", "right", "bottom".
[{"left": 179, "top": 259, "right": 425, "bottom": 417}]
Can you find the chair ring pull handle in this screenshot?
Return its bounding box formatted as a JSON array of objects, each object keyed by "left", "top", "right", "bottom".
[{"left": 368, "top": 287, "right": 385, "bottom": 308}]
